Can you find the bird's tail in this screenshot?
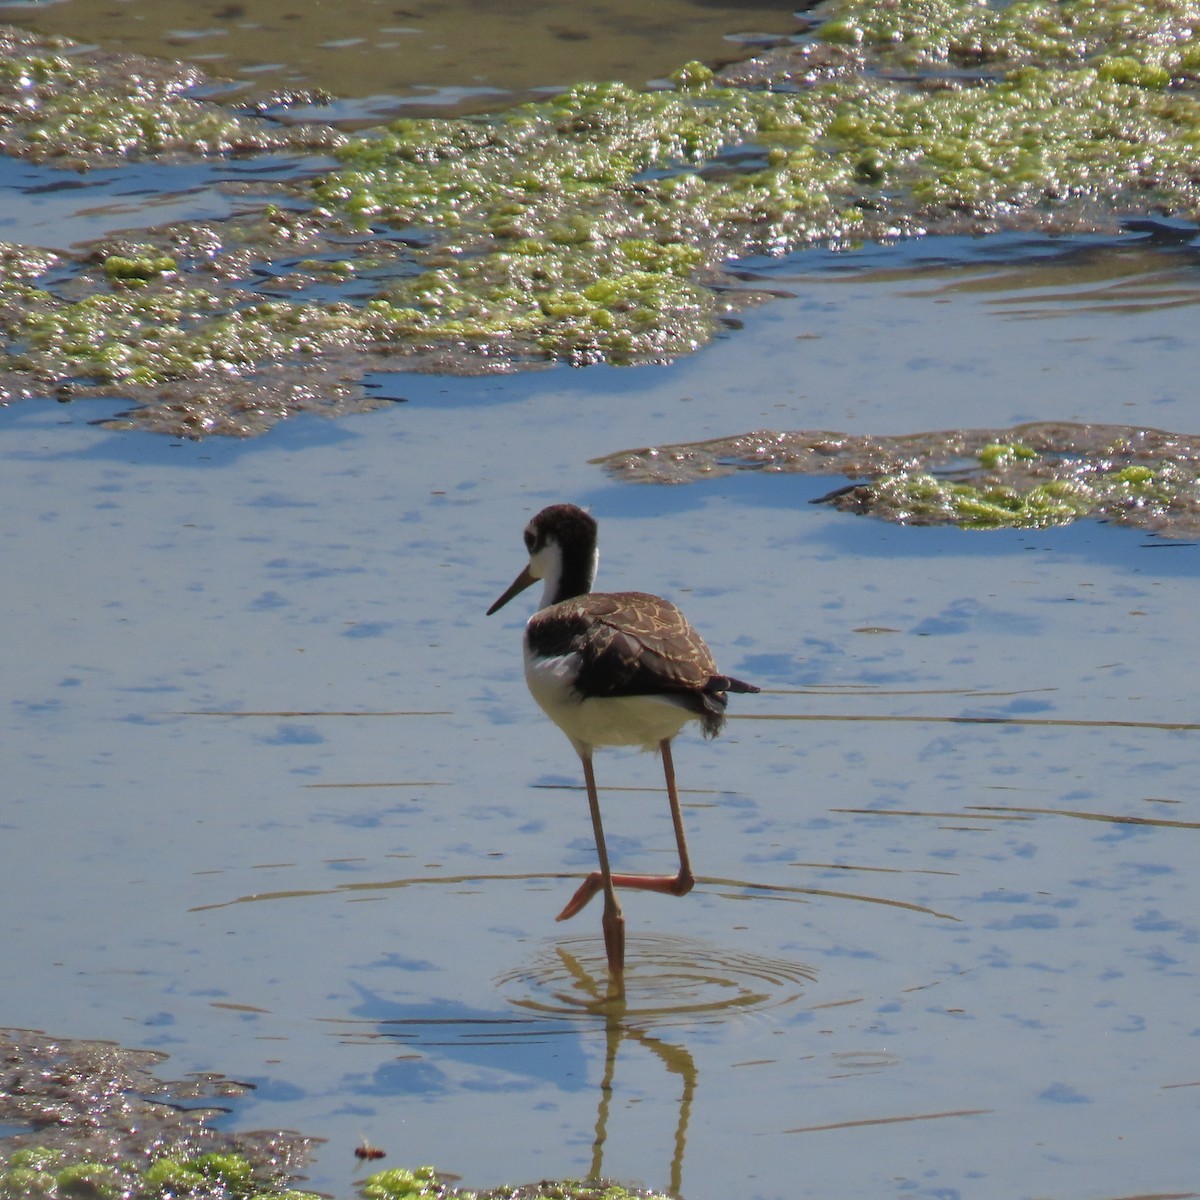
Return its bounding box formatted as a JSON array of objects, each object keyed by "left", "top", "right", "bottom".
[
  {"left": 694, "top": 674, "right": 760, "bottom": 738},
  {"left": 711, "top": 675, "right": 760, "bottom": 695}
]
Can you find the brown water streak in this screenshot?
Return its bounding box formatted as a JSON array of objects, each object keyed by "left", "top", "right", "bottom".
[{"left": 784, "top": 1108, "right": 992, "bottom": 1134}]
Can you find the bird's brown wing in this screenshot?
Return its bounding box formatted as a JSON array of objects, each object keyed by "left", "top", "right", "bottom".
[{"left": 528, "top": 591, "right": 751, "bottom": 734}]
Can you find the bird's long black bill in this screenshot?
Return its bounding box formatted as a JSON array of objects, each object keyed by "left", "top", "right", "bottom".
[{"left": 486, "top": 565, "right": 537, "bottom": 615}]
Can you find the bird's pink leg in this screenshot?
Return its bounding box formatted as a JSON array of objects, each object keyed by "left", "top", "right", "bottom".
[
  {"left": 570, "top": 750, "right": 625, "bottom": 978},
  {"left": 556, "top": 738, "right": 695, "bottom": 924},
  {"left": 659, "top": 737, "right": 695, "bottom": 894}
]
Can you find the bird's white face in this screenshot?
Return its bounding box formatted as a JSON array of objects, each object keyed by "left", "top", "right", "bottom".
[
  {"left": 524, "top": 523, "right": 598, "bottom": 610},
  {"left": 525, "top": 534, "right": 554, "bottom": 579},
  {"left": 528, "top": 534, "right": 565, "bottom": 607}
]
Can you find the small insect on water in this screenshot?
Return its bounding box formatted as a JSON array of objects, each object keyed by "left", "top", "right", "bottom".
[{"left": 355, "top": 1138, "right": 386, "bottom": 1162}]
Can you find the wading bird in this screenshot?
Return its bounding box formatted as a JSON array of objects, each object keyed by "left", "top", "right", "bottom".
[{"left": 487, "top": 503, "right": 758, "bottom": 980}]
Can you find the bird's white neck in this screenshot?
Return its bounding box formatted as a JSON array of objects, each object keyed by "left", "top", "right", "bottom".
[{"left": 535, "top": 541, "right": 598, "bottom": 608}]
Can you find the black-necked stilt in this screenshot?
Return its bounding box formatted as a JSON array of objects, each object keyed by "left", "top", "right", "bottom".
[{"left": 487, "top": 503, "right": 759, "bottom": 980}]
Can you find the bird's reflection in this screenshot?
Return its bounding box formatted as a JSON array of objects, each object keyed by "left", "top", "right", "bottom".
[
  {"left": 553, "top": 947, "right": 697, "bottom": 1194},
  {"left": 500, "top": 933, "right": 814, "bottom": 1191},
  {"left": 341, "top": 934, "right": 812, "bottom": 1194}
]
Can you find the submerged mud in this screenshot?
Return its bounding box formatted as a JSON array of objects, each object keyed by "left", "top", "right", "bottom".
[{"left": 597, "top": 421, "right": 1200, "bottom": 537}]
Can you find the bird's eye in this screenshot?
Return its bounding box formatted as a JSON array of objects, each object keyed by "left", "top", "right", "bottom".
[{"left": 523, "top": 529, "right": 536, "bottom": 552}]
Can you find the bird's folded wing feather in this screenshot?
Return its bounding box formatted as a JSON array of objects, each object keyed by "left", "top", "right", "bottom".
[{"left": 531, "top": 591, "right": 719, "bottom": 698}]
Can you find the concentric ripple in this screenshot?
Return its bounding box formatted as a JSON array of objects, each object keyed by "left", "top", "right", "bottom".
[{"left": 497, "top": 933, "right": 816, "bottom": 1023}]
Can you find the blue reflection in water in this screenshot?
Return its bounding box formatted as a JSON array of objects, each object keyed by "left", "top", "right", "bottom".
[{"left": 345, "top": 987, "right": 590, "bottom": 1096}]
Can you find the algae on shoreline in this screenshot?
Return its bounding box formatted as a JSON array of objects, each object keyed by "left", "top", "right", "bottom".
[
  {"left": 3, "top": 1, "right": 1200, "bottom": 436},
  {"left": 0, "top": 1027, "right": 316, "bottom": 1200}
]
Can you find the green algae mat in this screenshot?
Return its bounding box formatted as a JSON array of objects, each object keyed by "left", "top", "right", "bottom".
[{"left": 2, "top": 0, "right": 1199, "bottom": 531}]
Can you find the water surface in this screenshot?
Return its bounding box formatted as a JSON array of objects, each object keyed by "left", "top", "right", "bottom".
[
  {"left": 2, "top": 6, "right": 1199, "bottom": 1200},
  {"left": 0, "top": 0, "right": 802, "bottom": 117},
  {"left": 5, "top": 246, "right": 1200, "bottom": 1198}
]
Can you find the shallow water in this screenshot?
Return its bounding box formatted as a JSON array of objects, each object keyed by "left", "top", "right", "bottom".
[
  {"left": 5, "top": 236, "right": 1200, "bottom": 1198},
  {"left": 3, "top": 5, "right": 1200, "bottom": 1200},
  {"left": 0, "top": 151, "right": 330, "bottom": 250}
]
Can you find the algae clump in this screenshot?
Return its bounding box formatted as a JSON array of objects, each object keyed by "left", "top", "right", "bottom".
[
  {"left": 102, "top": 254, "right": 178, "bottom": 283},
  {"left": 599, "top": 422, "right": 1200, "bottom": 538},
  {"left": 0, "top": 1148, "right": 321, "bottom": 1200},
  {"left": 360, "top": 1166, "right": 442, "bottom": 1200},
  {"left": 356, "top": 1165, "right": 673, "bottom": 1200}
]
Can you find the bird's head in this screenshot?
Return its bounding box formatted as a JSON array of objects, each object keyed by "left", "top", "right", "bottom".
[{"left": 487, "top": 504, "right": 598, "bottom": 614}]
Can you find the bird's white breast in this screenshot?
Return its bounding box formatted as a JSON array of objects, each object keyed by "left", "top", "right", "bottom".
[{"left": 523, "top": 643, "right": 695, "bottom": 754}]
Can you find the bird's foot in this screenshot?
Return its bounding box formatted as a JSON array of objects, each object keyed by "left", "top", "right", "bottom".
[
  {"left": 556, "top": 868, "right": 695, "bottom": 922},
  {"left": 556, "top": 872, "right": 603, "bottom": 921}
]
